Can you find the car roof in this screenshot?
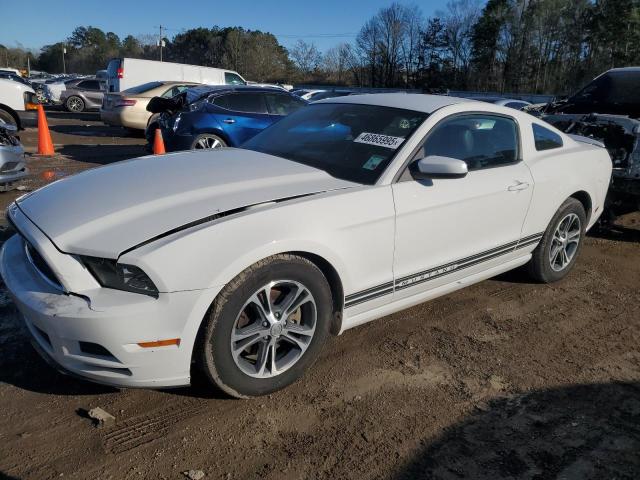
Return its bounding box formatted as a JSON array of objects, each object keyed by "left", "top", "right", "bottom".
[
  {"left": 157, "top": 80, "right": 200, "bottom": 86},
  {"left": 183, "top": 84, "right": 293, "bottom": 105},
  {"left": 607, "top": 67, "right": 640, "bottom": 73},
  {"left": 314, "top": 93, "right": 472, "bottom": 114},
  {"left": 188, "top": 84, "right": 291, "bottom": 97}
]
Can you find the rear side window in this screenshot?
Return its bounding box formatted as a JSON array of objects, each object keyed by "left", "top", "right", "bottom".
[
  {"left": 161, "top": 85, "right": 192, "bottom": 98},
  {"left": 265, "top": 94, "right": 306, "bottom": 115},
  {"left": 222, "top": 93, "right": 268, "bottom": 114},
  {"left": 533, "top": 124, "right": 563, "bottom": 151},
  {"left": 224, "top": 72, "right": 245, "bottom": 85},
  {"left": 421, "top": 114, "right": 519, "bottom": 170},
  {"left": 77, "top": 80, "right": 101, "bottom": 90},
  {"left": 505, "top": 101, "right": 527, "bottom": 110}
]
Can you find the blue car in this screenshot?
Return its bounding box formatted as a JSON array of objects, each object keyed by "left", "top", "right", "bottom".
[{"left": 154, "top": 86, "right": 307, "bottom": 151}]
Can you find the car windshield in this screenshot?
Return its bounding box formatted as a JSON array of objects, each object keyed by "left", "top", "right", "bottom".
[
  {"left": 243, "top": 103, "right": 428, "bottom": 185},
  {"left": 123, "top": 81, "right": 164, "bottom": 94}
]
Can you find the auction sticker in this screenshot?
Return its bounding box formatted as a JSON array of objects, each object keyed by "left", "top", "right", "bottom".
[{"left": 354, "top": 132, "right": 405, "bottom": 149}]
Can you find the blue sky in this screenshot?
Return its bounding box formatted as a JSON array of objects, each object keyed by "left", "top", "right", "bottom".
[{"left": 0, "top": 0, "right": 451, "bottom": 52}]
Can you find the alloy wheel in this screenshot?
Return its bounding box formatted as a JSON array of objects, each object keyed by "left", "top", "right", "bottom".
[
  {"left": 549, "top": 213, "right": 581, "bottom": 272},
  {"left": 67, "top": 97, "right": 84, "bottom": 112},
  {"left": 230, "top": 280, "right": 317, "bottom": 378},
  {"left": 195, "top": 135, "right": 223, "bottom": 149}
]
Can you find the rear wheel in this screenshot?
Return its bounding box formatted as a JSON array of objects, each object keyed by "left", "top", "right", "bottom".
[
  {"left": 527, "top": 198, "right": 586, "bottom": 283},
  {"left": 196, "top": 254, "right": 332, "bottom": 398},
  {"left": 191, "top": 133, "right": 227, "bottom": 150},
  {"left": 65, "top": 96, "right": 85, "bottom": 113}
]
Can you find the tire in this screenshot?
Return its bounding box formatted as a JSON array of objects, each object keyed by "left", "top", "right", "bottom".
[
  {"left": 527, "top": 198, "right": 586, "bottom": 283},
  {"left": 196, "top": 254, "right": 333, "bottom": 398},
  {"left": 65, "top": 96, "right": 85, "bottom": 113},
  {"left": 0, "top": 108, "right": 18, "bottom": 128},
  {"left": 191, "top": 133, "right": 227, "bottom": 150}
]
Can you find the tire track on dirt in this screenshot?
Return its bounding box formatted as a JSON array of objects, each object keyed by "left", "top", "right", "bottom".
[{"left": 102, "top": 399, "right": 210, "bottom": 454}]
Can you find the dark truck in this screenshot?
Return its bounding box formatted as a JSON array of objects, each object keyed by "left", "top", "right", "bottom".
[{"left": 539, "top": 68, "right": 640, "bottom": 222}]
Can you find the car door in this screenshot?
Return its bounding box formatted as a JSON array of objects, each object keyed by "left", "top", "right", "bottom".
[
  {"left": 391, "top": 113, "right": 534, "bottom": 300},
  {"left": 76, "top": 80, "right": 103, "bottom": 108},
  {"left": 212, "top": 92, "right": 274, "bottom": 145}
]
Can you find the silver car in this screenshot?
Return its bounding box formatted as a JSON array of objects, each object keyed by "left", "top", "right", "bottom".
[
  {"left": 60, "top": 78, "right": 107, "bottom": 112},
  {"left": 0, "top": 123, "right": 28, "bottom": 191}
]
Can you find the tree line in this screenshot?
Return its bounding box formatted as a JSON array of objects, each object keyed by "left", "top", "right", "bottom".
[{"left": 2, "top": 0, "right": 639, "bottom": 95}]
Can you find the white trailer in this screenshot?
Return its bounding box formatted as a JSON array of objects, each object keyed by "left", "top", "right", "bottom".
[{"left": 105, "top": 58, "right": 247, "bottom": 92}]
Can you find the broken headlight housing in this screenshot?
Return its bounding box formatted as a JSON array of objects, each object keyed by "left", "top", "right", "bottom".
[{"left": 80, "top": 257, "right": 159, "bottom": 298}]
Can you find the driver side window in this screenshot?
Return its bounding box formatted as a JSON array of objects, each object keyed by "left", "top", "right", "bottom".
[{"left": 414, "top": 114, "right": 520, "bottom": 171}]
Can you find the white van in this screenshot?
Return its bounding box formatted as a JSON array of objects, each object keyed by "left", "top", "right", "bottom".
[
  {"left": 106, "top": 58, "right": 247, "bottom": 92},
  {"left": 0, "top": 78, "right": 38, "bottom": 129}
]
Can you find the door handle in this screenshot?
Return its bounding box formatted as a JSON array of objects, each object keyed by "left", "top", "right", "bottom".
[
  {"left": 508, "top": 181, "right": 530, "bottom": 192},
  {"left": 223, "top": 118, "right": 236, "bottom": 124}
]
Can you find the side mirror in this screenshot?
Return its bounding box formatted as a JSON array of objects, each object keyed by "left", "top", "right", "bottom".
[{"left": 410, "top": 156, "right": 468, "bottom": 179}]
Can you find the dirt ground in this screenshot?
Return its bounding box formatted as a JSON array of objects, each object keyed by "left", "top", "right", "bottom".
[{"left": 1, "top": 112, "right": 639, "bottom": 480}]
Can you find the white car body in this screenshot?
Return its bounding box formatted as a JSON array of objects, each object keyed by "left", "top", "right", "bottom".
[
  {"left": 0, "top": 78, "right": 37, "bottom": 128},
  {"left": 47, "top": 81, "right": 68, "bottom": 103},
  {"left": 1, "top": 94, "right": 612, "bottom": 388},
  {"left": 297, "top": 89, "right": 326, "bottom": 101}
]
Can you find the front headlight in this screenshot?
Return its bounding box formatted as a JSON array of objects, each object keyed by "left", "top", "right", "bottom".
[{"left": 80, "top": 256, "right": 159, "bottom": 298}]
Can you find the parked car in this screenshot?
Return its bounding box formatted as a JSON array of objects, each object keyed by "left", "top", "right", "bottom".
[
  {"left": 291, "top": 89, "right": 325, "bottom": 100},
  {"left": 101, "top": 81, "right": 200, "bottom": 131},
  {"left": 149, "top": 85, "right": 307, "bottom": 151},
  {"left": 540, "top": 67, "right": 640, "bottom": 221},
  {"left": 0, "top": 122, "right": 28, "bottom": 191},
  {"left": 471, "top": 96, "right": 532, "bottom": 110},
  {"left": 44, "top": 76, "right": 84, "bottom": 104},
  {"left": 0, "top": 68, "right": 22, "bottom": 77},
  {"left": 106, "top": 58, "right": 246, "bottom": 93},
  {"left": 60, "top": 78, "right": 107, "bottom": 112},
  {"left": 0, "top": 78, "right": 38, "bottom": 129},
  {"left": 1, "top": 94, "right": 611, "bottom": 396}
]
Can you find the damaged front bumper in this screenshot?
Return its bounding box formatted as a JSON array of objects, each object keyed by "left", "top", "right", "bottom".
[
  {"left": 0, "top": 129, "right": 29, "bottom": 190},
  {"left": 0, "top": 206, "right": 215, "bottom": 389}
]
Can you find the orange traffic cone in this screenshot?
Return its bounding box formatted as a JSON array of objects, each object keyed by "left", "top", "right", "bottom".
[
  {"left": 36, "top": 104, "right": 54, "bottom": 156},
  {"left": 153, "top": 128, "right": 166, "bottom": 155}
]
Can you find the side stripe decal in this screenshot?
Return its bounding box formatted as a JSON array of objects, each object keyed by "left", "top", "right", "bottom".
[{"left": 345, "top": 232, "right": 544, "bottom": 308}]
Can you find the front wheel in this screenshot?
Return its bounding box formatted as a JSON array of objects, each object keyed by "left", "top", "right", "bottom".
[
  {"left": 196, "top": 254, "right": 332, "bottom": 398},
  {"left": 0, "top": 108, "right": 17, "bottom": 127},
  {"left": 65, "top": 96, "right": 85, "bottom": 113},
  {"left": 527, "top": 198, "right": 586, "bottom": 283}
]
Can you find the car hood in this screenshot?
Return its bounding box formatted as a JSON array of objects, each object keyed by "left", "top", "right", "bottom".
[{"left": 16, "top": 149, "right": 358, "bottom": 257}]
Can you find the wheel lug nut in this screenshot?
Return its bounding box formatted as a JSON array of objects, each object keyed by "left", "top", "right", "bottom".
[
  {"left": 275, "top": 312, "right": 281, "bottom": 319},
  {"left": 262, "top": 321, "right": 268, "bottom": 327}
]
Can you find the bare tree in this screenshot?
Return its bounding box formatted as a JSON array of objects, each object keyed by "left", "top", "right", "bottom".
[
  {"left": 290, "top": 40, "right": 322, "bottom": 79},
  {"left": 439, "top": 0, "right": 481, "bottom": 87}
]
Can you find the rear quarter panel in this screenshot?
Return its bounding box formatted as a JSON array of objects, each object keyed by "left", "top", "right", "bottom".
[{"left": 522, "top": 121, "right": 612, "bottom": 234}]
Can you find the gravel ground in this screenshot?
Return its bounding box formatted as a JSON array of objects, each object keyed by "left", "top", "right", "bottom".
[{"left": 1, "top": 112, "right": 639, "bottom": 480}]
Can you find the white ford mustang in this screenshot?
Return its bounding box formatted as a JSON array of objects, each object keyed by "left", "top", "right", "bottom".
[{"left": 1, "top": 94, "right": 612, "bottom": 397}]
